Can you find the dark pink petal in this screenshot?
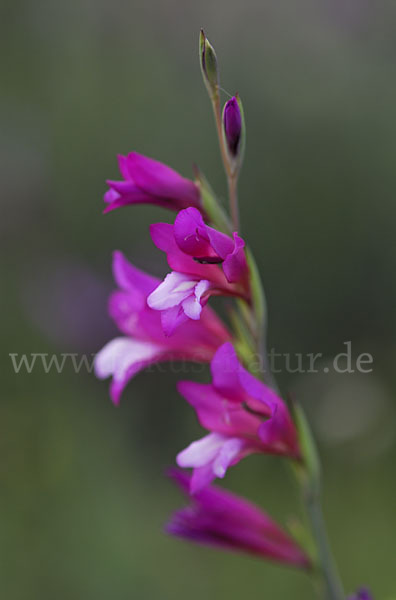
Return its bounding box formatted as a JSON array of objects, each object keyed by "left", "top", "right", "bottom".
[
  {"left": 238, "top": 368, "right": 276, "bottom": 415},
  {"left": 117, "top": 154, "right": 134, "bottom": 179},
  {"left": 149, "top": 223, "right": 175, "bottom": 253},
  {"left": 189, "top": 464, "right": 218, "bottom": 493},
  {"left": 104, "top": 153, "right": 202, "bottom": 213},
  {"left": 167, "top": 469, "right": 311, "bottom": 568},
  {"left": 103, "top": 197, "right": 133, "bottom": 214},
  {"left": 127, "top": 152, "right": 200, "bottom": 208},
  {"left": 150, "top": 223, "right": 226, "bottom": 283},
  {"left": 105, "top": 179, "right": 153, "bottom": 204},
  {"left": 205, "top": 225, "right": 235, "bottom": 259},
  {"left": 112, "top": 250, "right": 159, "bottom": 295},
  {"left": 210, "top": 341, "right": 247, "bottom": 402},
  {"left": 177, "top": 381, "right": 262, "bottom": 438},
  {"left": 222, "top": 233, "right": 248, "bottom": 284},
  {"left": 258, "top": 401, "right": 300, "bottom": 458},
  {"left": 173, "top": 207, "right": 212, "bottom": 256}
]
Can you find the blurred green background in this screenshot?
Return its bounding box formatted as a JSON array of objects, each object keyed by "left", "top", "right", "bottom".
[{"left": 1, "top": 1, "right": 395, "bottom": 598}]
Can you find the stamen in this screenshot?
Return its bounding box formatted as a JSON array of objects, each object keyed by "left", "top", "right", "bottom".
[{"left": 193, "top": 256, "right": 223, "bottom": 264}]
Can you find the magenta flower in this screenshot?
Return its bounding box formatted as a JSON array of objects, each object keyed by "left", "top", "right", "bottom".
[
  {"left": 175, "top": 342, "right": 300, "bottom": 492},
  {"left": 147, "top": 207, "right": 249, "bottom": 334},
  {"left": 104, "top": 152, "right": 201, "bottom": 214},
  {"left": 348, "top": 589, "right": 373, "bottom": 600},
  {"left": 94, "top": 251, "right": 230, "bottom": 404},
  {"left": 166, "top": 469, "right": 311, "bottom": 569}
]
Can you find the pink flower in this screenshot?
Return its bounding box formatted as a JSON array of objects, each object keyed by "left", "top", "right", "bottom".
[
  {"left": 176, "top": 342, "right": 300, "bottom": 492},
  {"left": 166, "top": 469, "right": 311, "bottom": 569},
  {"left": 94, "top": 251, "right": 230, "bottom": 404},
  {"left": 147, "top": 207, "right": 249, "bottom": 334},
  {"left": 104, "top": 152, "right": 201, "bottom": 213}
]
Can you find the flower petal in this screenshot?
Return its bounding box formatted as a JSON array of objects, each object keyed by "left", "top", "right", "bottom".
[
  {"left": 94, "top": 337, "right": 163, "bottom": 404},
  {"left": 167, "top": 469, "right": 311, "bottom": 568},
  {"left": 160, "top": 305, "right": 189, "bottom": 337},
  {"left": 127, "top": 152, "right": 200, "bottom": 208},
  {"left": 181, "top": 279, "right": 211, "bottom": 320},
  {"left": 177, "top": 433, "right": 248, "bottom": 492},
  {"left": 210, "top": 342, "right": 246, "bottom": 402},
  {"left": 112, "top": 250, "right": 159, "bottom": 295},
  {"left": 173, "top": 207, "right": 212, "bottom": 256},
  {"left": 177, "top": 381, "right": 262, "bottom": 438},
  {"left": 147, "top": 272, "right": 197, "bottom": 311},
  {"left": 222, "top": 233, "right": 248, "bottom": 284},
  {"left": 212, "top": 437, "right": 246, "bottom": 477},
  {"left": 177, "top": 433, "right": 227, "bottom": 469}
]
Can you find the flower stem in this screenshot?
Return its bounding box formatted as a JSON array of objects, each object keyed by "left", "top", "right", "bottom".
[
  {"left": 228, "top": 172, "right": 239, "bottom": 233},
  {"left": 211, "top": 94, "right": 240, "bottom": 231},
  {"left": 208, "top": 67, "right": 344, "bottom": 600},
  {"left": 304, "top": 488, "right": 345, "bottom": 600},
  {"left": 248, "top": 259, "right": 345, "bottom": 597}
]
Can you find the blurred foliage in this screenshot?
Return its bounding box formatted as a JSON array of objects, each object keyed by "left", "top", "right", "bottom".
[{"left": 1, "top": 0, "right": 396, "bottom": 598}]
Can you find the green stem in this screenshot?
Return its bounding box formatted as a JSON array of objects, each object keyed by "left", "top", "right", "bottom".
[
  {"left": 211, "top": 93, "right": 240, "bottom": 231},
  {"left": 228, "top": 172, "right": 239, "bottom": 232},
  {"left": 302, "top": 478, "right": 345, "bottom": 599},
  {"left": 208, "top": 70, "right": 344, "bottom": 600},
  {"left": 247, "top": 262, "right": 344, "bottom": 597}
]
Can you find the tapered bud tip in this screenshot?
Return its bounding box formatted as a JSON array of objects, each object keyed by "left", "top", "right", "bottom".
[
  {"left": 199, "top": 29, "right": 219, "bottom": 98},
  {"left": 223, "top": 96, "right": 242, "bottom": 157}
]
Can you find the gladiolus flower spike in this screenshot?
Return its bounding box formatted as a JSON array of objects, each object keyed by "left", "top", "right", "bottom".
[{"left": 95, "top": 29, "right": 375, "bottom": 600}]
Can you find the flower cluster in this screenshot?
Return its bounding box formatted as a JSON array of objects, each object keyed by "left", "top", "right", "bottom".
[
  {"left": 95, "top": 139, "right": 308, "bottom": 568},
  {"left": 95, "top": 29, "right": 374, "bottom": 599}
]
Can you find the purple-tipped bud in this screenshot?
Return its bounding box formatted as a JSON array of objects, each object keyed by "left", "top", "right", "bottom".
[
  {"left": 199, "top": 29, "right": 219, "bottom": 99},
  {"left": 223, "top": 96, "right": 242, "bottom": 157},
  {"left": 222, "top": 95, "right": 245, "bottom": 173}
]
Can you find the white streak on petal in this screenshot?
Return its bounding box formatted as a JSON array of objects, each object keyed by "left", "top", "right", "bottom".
[
  {"left": 182, "top": 279, "right": 211, "bottom": 320},
  {"left": 176, "top": 433, "right": 227, "bottom": 468},
  {"left": 212, "top": 438, "right": 245, "bottom": 477},
  {"left": 147, "top": 272, "right": 196, "bottom": 310},
  {"left": 94, "top": 337, "right": 162, "bottom": 381}
]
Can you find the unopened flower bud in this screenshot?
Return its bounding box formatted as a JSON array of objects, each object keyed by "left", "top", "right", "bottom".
[
  {"left": 222, "top": 95, "right": 245, "bottom": 173},
  {"left": 199, "top": 29, "right": 219, "bottom": 99}
]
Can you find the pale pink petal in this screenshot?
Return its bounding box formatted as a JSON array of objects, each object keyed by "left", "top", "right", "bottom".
[
  {"left": 147, "top": 272, "right": 196, "bottom": 311},
  {"left": 212, "top": 438, "right": 246, "bottom": 478},
  {"left": 176, "top": 433, "right": 227, "bottom": 469},
  {"left": 94, "top": 337, "right": 163, "bottom": 404},
  {"left": 181, "top": 280, "right": 211, "bottom": 320}
]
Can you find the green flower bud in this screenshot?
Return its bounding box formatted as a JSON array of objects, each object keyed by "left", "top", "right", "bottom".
[{"left": 199, "top": 29, "right": 219, "bottom": 100}]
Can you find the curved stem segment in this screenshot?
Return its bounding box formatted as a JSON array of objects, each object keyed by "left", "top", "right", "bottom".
[{"left": 211, "top": 94, "right": 240, "bottom": 231}]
